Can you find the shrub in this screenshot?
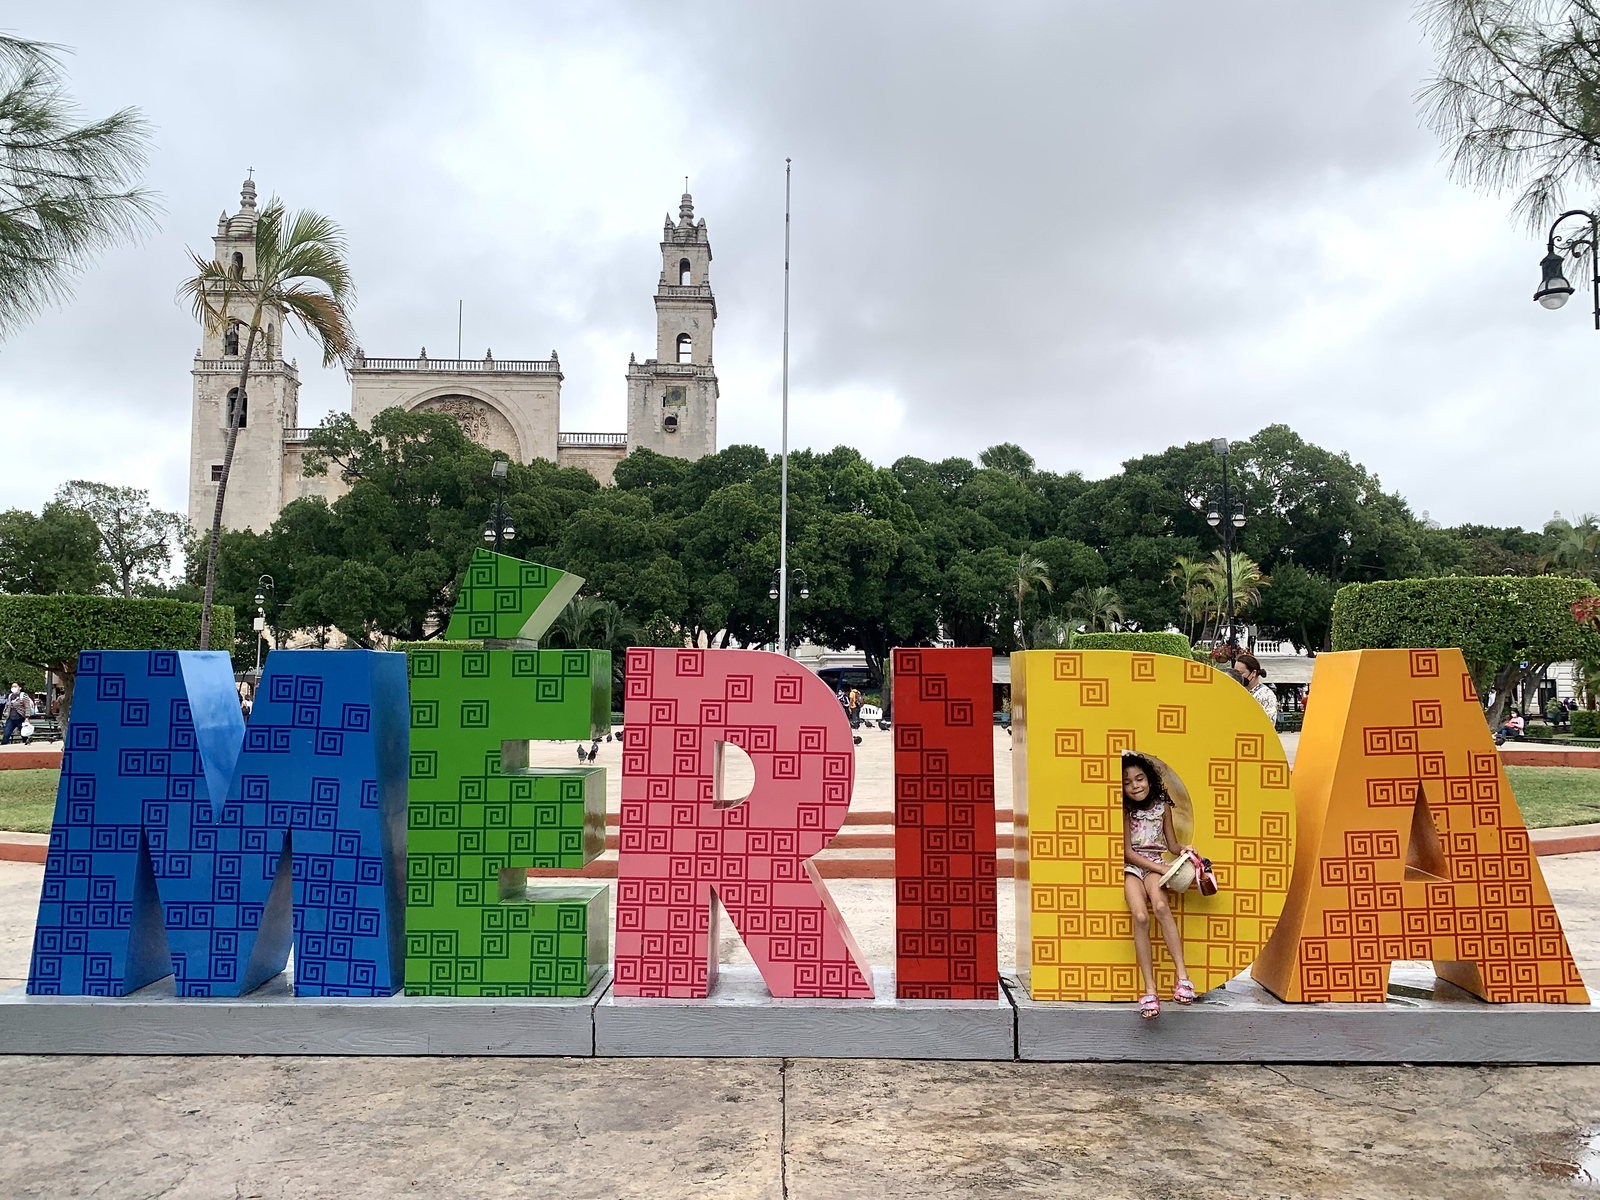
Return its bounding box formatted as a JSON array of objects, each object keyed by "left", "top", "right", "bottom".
[
  {"left": 1572, "top": 710, "right": 1600, "bottom": 738},
  {"left": 0, "top": 594, "right": 233, "bottom": 727},
  {"left": 1524, "top": 724, "right": 1555, "bottom": 740},
  {"left": 1070, "top": 631, "right": 1193, "bottom": 658},
  {"left": 392, "top": 640, "right": 484, "bottom": 653},
  {"left": 1331, "top": 576, "right": 1600, "bottom": 726}
]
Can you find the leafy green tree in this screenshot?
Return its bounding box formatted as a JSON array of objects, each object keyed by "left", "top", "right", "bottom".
[
  {"left": 1333, "top": 575, "right": 1600, "bottom": 728},
  {"left": 214, "top": 408, "right": 606, "bottom": 648},
  {"left": 1449, "top": 523, "right": 1550, "bottom": 575},
  {"left": 54, "top": 480, "right": 185, "bottom": 597},
  {"left": 0, "top": 502, "right": 110, "bottom": 595},
  {"left": 181, "top": 199, "right": 357, "bottom": 648},
  {"left": 1256, "top": 562, "right": 1337, "bottom": 653},
  {"left": 0, "top": 35, "right": 156, "bottom": 339}
]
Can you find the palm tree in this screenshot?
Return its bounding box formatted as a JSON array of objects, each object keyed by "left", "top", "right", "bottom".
[
  {"left": 1007, "top": 552, "right": 1053, "bottom": 646},
  {"left": 181, "top": 199, "right": 357, "bottom": 648},
  {"left": 0, "top": 36, "right": 157, "bottom": 339},
  {"left": 1067, "top": 586, "right": 1126, "bottom": 633},
  {"left": 1540, "top": 515, "right": 1600, "bottom": 577},
  {"left": 1205, "top": 551, "right": 1269, "bottom": 641},
  {"left": 548, "top": 596, "right": 644, "bottom": 693},
  {"left": 1167, "top": 556, "right": 1213, "bottom": 643}
]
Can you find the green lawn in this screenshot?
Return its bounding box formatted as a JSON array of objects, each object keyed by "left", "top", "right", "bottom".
[
  {"left": 0, "top": 768, "right": 59, "bottom": 833},
  {"left": 1504, "top": 766, "right": 1600, "bottom": 830},
  {"left": 0, "top": 765, "right": 1596, "bottom": 835}
]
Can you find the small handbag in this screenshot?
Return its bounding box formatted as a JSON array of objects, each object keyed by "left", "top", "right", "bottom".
[{"left": 1160, "top": 847, "right": 1221, "bottom": 896}]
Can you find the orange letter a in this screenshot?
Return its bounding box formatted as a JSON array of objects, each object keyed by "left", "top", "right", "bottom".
[{"left": 1252, "top": 648, "right": 1588, "bottom": 1004}]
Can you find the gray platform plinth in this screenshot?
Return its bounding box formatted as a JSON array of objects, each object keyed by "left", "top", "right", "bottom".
[
  {"left": 595, "top": 966, "right": 1014, "bottom": 1059},
  {"left": 0, "top": 971, "right": 610, "bottom": 1056},
  {"left": 1008, "top": 969, "right": 1600, "bottom": 1064}
]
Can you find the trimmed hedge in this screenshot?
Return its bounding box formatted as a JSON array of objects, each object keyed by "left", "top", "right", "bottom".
[
  {"left": 1070, "top": 631, "right": 1193, "bottom": 659},
  {"left": 1524, "top": 724, "right": 1555, "bottom": 740},
  {"left": 392, "top": 640, "right": 484, "bottom": 653},
  {"left": 1331, "top": 577, "right": 1600, "bottom": 671},
  {"left": 0, "top": 594, "right": 234, "bottom": 661},
  {"left": 0, "top": 594, "right": 234, "bottom": 726},
  {"left": 1573, "top": 710, "right": 1600, "bottom": 738}
]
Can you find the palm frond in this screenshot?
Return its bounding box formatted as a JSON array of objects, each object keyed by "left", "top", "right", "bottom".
[{"left": 0, "top": 39, "right": 158, "bottom": 337}]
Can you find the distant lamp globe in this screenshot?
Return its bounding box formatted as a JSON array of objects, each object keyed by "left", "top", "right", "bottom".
[
  {"left": 799, "top": 581, "right": 810, "bottom": 600},
  {"left": 1206, "top": 505, "right": 1221, "bottom": 528},
  {"left": 1536, "top": 249, "right": 1575, "bottom": 310},
  {"left": 483, "top": 521, "right": 496, "bottom": 544},
  {"left": 500, "top": 520, "right": 515, "bottom": 541}
]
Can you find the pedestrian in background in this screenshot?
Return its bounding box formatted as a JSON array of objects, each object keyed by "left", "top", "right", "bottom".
[
  {"left": 1230, "top": 654, "right": 1278, "bottom": 724},
  {"left": 1, "top": 684, "right": 33, "bottom": 745}
]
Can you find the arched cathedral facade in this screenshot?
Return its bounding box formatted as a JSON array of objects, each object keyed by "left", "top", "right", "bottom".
[{"left": 188, "top": 181, "right": 721, "bottom": 533}]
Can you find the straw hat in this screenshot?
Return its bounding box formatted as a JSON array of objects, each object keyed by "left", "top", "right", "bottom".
[{"left": 1159, "top": 852, "right": 1197, "bottom": 893}]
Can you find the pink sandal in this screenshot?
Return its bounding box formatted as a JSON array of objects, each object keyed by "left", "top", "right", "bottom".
[
  {"left": 1139, "top": 993, "right": 1160, "bottom": 1020},
  {"left": 1174, "top": 979, "right": 1196, "bottom": 1005}
]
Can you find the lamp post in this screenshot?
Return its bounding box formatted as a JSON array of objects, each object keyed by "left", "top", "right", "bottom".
[
  {"left": 1533, "top": 209, "right": 1600, "bottom": 328},
  {"left": 253, "top": 574, "right": 278, "bottom": 672},
  {"left": 483, "top": 458, "right": 515, "bottom": 553},
  {"left": 1205, "top": 439, "right": 1247, "bottom": 655}
]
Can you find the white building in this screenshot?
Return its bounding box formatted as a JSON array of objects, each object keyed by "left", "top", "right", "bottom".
[{"left": 188, "top": 181, "right": 722, "bottom": 533}]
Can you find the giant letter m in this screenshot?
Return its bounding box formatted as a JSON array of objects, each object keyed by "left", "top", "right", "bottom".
[{"left": 27, "top": 649, "right": 408, "bottom": 997}]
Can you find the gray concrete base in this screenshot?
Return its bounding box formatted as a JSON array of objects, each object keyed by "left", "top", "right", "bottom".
[
  {"left": 1007, "top": 968, "right": 1600, "bottom": 1064},
  {"left": 0, "top": 971, "right": 609, "bottom": 1056},
  {"left": 8, "top": 965, "right": 1600, "bottom": 1062},
  {"left": 595, "top": 967, "right": 1015, "bottom": 1059}
]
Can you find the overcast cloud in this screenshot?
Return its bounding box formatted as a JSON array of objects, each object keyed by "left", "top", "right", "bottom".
[{"left": 2, "top": 0, "right": 1593, "bottom": 529}]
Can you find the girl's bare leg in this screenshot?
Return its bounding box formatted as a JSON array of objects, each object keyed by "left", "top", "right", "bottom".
[
  {"left": 1143, "top": 873, "right": 1191, "bottom": 981},
  {"left": 1124, "top": 874, "right": 1156, "bottom": 995}
]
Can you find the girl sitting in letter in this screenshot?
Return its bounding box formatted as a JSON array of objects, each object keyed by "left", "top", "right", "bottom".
[{"left": 1121, "top": 751, "right": 1195, "bottom": 1019}]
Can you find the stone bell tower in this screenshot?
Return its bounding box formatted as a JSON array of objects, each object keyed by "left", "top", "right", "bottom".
[
  {"left": 625, "top": 191, "right": 719, "bottom": 460},
  {"left": 187, "top": 177, "right": 302, "bottom": 534}
]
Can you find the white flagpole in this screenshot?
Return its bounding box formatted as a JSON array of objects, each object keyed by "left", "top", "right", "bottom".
[{"left": 779, "top": 159, "right": 792, "bottom": 656}]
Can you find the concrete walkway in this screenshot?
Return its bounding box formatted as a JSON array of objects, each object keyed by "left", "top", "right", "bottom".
[{"left": 0, "top": 1053, "right": 1596, "bottom": 1197}]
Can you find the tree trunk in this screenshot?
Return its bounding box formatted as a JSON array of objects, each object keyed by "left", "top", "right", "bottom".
[
  {"left": 199, "top": 314, "right": 260, "bottom": 649},
  {"left": 56, "top": 660, "right": 75, "bottom": 734},
  {"left": 1483, "top": 661, "right": 1545, "bottom": 731}
]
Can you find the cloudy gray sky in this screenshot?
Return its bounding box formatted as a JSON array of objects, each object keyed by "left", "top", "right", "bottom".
[{"left": 4, "top": 1, "right": 1593, "bottom": 529}]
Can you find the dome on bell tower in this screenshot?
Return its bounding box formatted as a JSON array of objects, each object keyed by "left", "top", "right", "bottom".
[{"left": 226, "top": 177, "right": 258, "bottom": 238}]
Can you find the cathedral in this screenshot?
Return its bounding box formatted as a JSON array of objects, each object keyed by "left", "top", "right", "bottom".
[{"left": 188, "top": 180, "right": 721, "bottom": 533}]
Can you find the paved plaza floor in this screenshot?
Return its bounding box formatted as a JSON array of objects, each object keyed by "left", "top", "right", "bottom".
[{"left": 4, "top": 728, "right": 1600, "bottom": 1196}]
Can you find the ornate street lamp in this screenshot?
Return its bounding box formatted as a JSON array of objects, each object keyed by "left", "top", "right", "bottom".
[
  {"left": 770, "top": 568, "right": 809, "bottom": 602},
  {"left": 1534, "top": 210, "right": 1600, "bottom": 328},
  {"left": 1206, "top": 439, "right": 1246, "bottom": 655},
  {"left": 484, "top": 458, "right": 515, "bottom": 552},
  {"left": 253, "top": 573, "right": 278, "bottom": 672}
]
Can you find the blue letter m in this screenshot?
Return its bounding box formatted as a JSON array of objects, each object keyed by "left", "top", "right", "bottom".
[{"left": 27, "top": 649, "right": 408, "bottom": 997}]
